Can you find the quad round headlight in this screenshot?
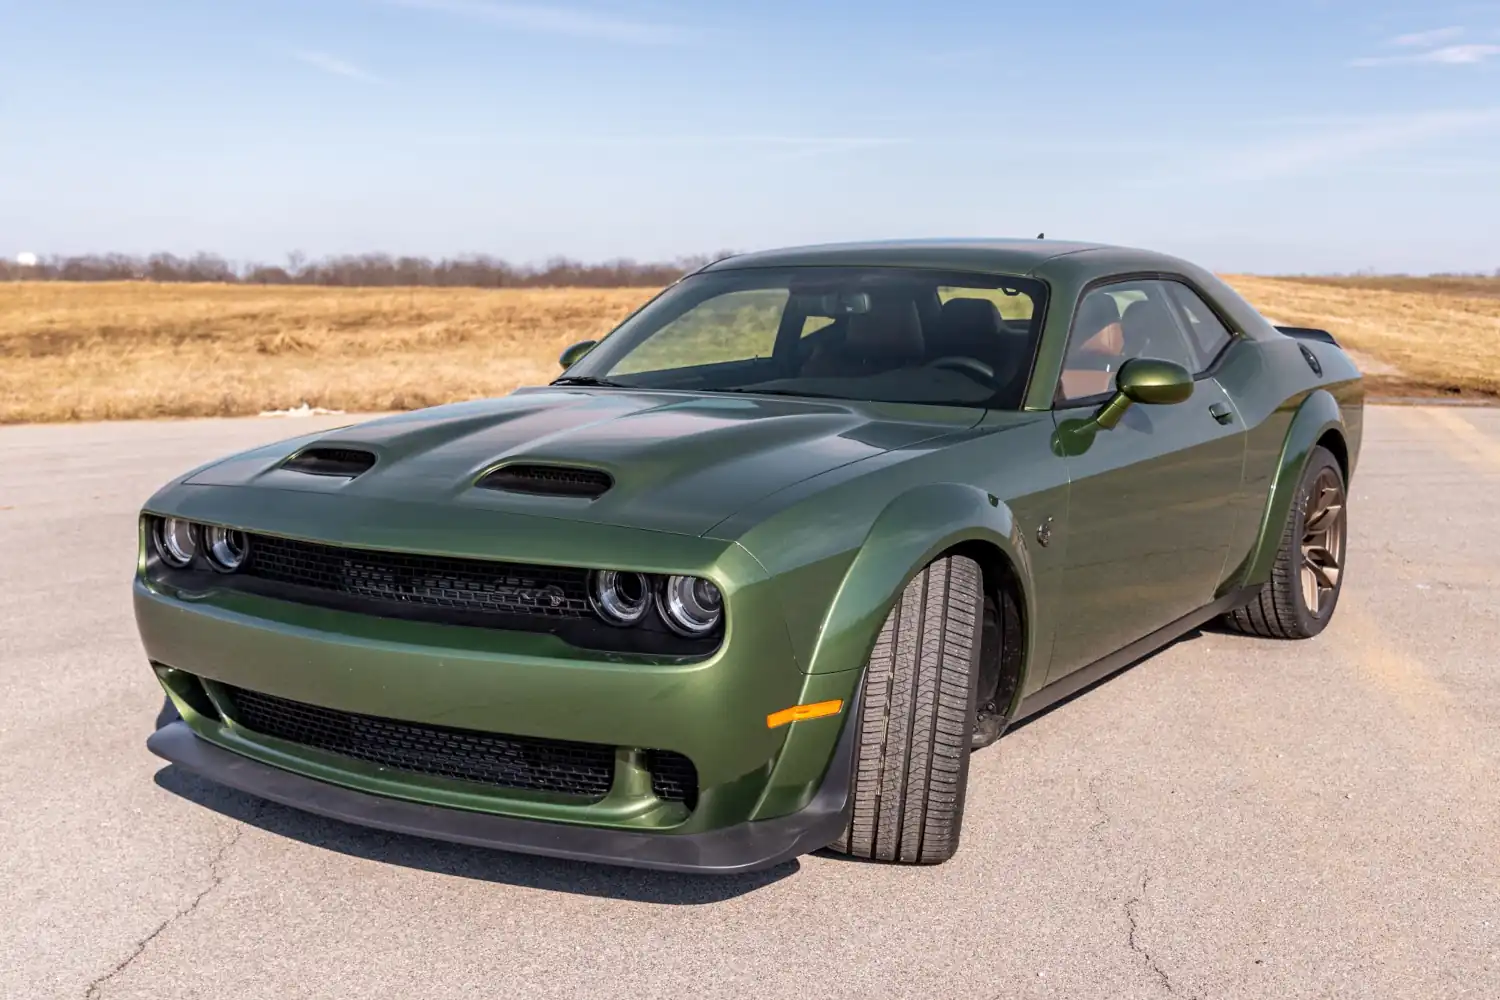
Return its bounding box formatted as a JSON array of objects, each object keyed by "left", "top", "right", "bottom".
[
  {"left": 154, "top": 518, "right": 198, "bottom": 567},
  {"left": 657, "top": 575, "right": 723, "bottom": 636},
  {"left": 205, "top": 525, "right": 250, "bottom": 572},
  {"left": 590, "top": 570, "right": 651, "bottom": 625}
]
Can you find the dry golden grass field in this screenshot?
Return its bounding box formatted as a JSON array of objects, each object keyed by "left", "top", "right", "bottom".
[
  {"left": 1224, "top": 274, "right": 1500, "bottom": 400},
  {"left": 0, "top": 283, "right": 656, "bottom": 423},
  {"left": 1, "top": 276, "right": 1495, "bottom": 423}
]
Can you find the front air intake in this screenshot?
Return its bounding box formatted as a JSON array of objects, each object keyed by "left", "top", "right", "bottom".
[
  {"left": 645, "top": 750, "right": 699, "bottom": 809},
  {"left": 221, "top": 686, "right": 617, "bottom": 799},
  {"left": 281, "top": 447, "right": 377, "bottom": 478},
  {"left": 477, "top": 464, "right": 613, "bottom": 499}
]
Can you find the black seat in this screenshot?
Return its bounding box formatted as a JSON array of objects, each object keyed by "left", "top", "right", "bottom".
[
  {"left": 1120, "top": 297, "right": 1180, "bottom": 362},
  {"left": 1072, "top": 293, "right": 1121, "bottom": 350},
  {"left": 927, "top": 297, "right": 1019, "bottom": 383},
  {"left": 800, "top": 300, "right": 926, "bottom": 378}
]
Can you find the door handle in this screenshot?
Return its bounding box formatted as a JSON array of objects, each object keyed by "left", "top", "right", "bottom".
[{"left": 1209, "top": 402, "right": 1234, "bottom": 424}]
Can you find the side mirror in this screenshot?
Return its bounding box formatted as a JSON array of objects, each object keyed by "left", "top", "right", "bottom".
[
  {"left": 1094, "top": 358, "right": 1194, "bottom": 429},
  {"left": 558, "top": 340, "right": 598, "bottom": 369}
]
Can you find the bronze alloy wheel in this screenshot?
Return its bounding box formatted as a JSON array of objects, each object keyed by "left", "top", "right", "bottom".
[{"left": 1299, "top": 467, "right": 1346, "bottom": 619}]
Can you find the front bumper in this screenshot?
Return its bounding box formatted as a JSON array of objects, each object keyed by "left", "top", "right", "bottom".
[
  {"left": 133, "top": 487, "right": 866, "bottom": 863},
  {"left": 148, "top": 702, "right": 857, "bottom": 874}
]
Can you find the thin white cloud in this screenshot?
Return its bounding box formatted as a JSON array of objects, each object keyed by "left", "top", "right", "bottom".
[
  {"left": 1351, "top": 43, "right": 1500, "bottom": 66},
  {"left": 1204, "top": 109, "right": 1500, "bottom": 182},
  {"left": 1392, "top": 26, "right": 1465, "bottom": 47},
  {"left": 412, "top": 133, "right": 911, "bottom": 151},
  {"left": 381, "top": 0, "right": 688, "bottom": 44},
  {"left": 290, "top": 49, "right": 380, "bottom": 82}
]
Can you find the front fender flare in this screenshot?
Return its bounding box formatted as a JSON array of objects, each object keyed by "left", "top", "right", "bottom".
[
  {"left": 1235, "top": 388, "right": 1346, "bottom": 590},
  {"left": 803, "top": 483, "right": 1037, "bottom": 680}
]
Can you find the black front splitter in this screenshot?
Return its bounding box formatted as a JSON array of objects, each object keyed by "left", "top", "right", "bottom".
[{"left": 146, "top": 710, "right": 855, "bottom": 875}]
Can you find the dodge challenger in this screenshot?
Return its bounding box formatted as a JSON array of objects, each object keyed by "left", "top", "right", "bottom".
[{"left": 137, "top": 239, "right": 1362, "bottom": 872}]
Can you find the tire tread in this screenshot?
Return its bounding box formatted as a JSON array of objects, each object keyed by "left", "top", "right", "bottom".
[{"left": 834, "top": 555, "right": 982, "bottom": 864}]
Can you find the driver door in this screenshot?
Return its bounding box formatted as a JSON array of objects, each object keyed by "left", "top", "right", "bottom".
[{"left": 1046, "top": 279, "right": 1246, "bottom": 681}]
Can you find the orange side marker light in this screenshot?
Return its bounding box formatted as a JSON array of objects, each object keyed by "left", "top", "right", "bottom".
[{"left": 766, "top": 699, "right": 844, "bottom": 729}]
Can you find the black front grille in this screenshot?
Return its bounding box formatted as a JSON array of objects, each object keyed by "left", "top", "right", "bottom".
[
  {"left": 241, "top": 534, "right": 591, "bottom": 620},
  {"left": 477, "top": 464, "right": 613, "bottom": 499},
  {"left": 646, "top": 750, "right": 698, "bottom": 808},
  {"left": 224, "top": 686, "right": 617, "bottom": 799}
]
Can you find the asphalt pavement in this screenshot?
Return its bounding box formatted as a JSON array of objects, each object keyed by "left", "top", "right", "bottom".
[{"left": 2, "top": 405, "right": 1497, "bottom": 999}]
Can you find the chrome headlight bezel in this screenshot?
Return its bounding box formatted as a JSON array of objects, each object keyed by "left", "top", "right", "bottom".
[
  {"left": 205, "top": 525, "right": 250, "bottom": 572},
  {"left": 153, "top": 517, "right": 199, "bottom": 568},
  {"left": 656, "top": 575, "right": 724, "bottom": 637},
  {"left": 589, "top": 569, "right": 651, "bottom": 626}
]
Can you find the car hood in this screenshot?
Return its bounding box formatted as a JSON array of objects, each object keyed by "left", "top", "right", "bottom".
[{"left": 184, "top": 387, "right": 984, "bottom": 537}]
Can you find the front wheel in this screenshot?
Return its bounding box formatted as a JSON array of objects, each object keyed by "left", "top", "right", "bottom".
[
  {"left": 828, "top": 554, "right": 983, "bottom": 864},
  {"left": 1222, "top": 445, "right": 1347, "bottom": 639}
]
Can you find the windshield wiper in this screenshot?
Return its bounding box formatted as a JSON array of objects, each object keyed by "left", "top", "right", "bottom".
[{"left": 550, "top": 375, "right": 631, "bottom": 388}]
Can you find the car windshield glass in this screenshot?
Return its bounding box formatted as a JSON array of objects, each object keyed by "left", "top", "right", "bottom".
[{"left": 558, "top": 266, "right": 1048, "bottom": 409}]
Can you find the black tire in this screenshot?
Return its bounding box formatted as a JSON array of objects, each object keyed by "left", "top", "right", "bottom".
[
  {"left": 1222, "top": 445, "right": 1347, "bottom": 639},
  {"left": 971, "top": 585, "right": 1023, "bottom": 750},
  {"left": 829, "top": 554, "right": 983, "bottom": 864}
]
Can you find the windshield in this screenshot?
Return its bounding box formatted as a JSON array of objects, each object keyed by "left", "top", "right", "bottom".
[{"left": 558, "top": 266, "right": 1047, "bottom": 409}]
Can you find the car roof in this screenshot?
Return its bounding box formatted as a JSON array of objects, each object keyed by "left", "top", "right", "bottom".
[{"left": 700, "top": 238, "right": 1192, "bottom": 279}]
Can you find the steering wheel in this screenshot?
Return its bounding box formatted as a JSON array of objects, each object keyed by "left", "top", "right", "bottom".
[{"left": 924, "top": 355, "right": 999, "bottom": 384}]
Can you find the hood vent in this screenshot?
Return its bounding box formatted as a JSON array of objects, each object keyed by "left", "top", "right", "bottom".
[
  {"left": 477, "top": 464, "right": 613, "bottom": 499},
  {"left": 282, "top": 447, "right": 378, "bottom": 478}
]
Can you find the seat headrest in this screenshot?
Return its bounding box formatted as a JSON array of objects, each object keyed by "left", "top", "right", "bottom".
[
  {"left": 1120, "top": 298, "right": 1177, "bottom": 354},
  {"left": 938, "top": 297, "right": 1007, "bottom": 338},
  {"left": 1074, "top": 293, "right": 1121, "bottom": 339},
  {"left": 846, "top": 300, "right": 925, "bottom": 363}
]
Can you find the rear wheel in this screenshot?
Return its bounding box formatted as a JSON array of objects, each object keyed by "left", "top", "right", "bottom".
[
  {"left": 1222, "top": 445, "right": 1347, "bottom": 639},
  {"left": 829, "top": 554, "right": 983, "bottom": 864}
]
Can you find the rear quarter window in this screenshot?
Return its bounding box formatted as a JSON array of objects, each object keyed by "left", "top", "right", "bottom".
[{"left": 1163, "top": 282, "right": 1235, "bottom": 370}]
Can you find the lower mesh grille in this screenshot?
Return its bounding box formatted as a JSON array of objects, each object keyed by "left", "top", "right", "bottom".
[
  {"left": 223, "top": 686, "right": 616, "bottom": 799},
  {"left": 646, "top": 750, "right": 698, "bottom": 808}
]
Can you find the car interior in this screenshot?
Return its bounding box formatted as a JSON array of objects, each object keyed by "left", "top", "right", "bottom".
[
  {"left": 590, "top": 270, "right": 1047, "bottom": 409},
  {"left": 760, "top": 283, "right": 1040, "bottom": 406},
  {"left": 1057, "top": 283, "right": 1212, "bottom": 402}
]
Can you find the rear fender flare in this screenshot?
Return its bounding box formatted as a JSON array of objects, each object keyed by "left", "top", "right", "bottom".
[
  {"left": 1236, "top": 388, "right": 1345, "bottom": 590},
  {"left": 804, "top": 483, "right": 1038, "bottom": 691}
]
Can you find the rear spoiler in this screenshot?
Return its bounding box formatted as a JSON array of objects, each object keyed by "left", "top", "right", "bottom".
[{"left": 1275, "top": 325, "right": 1340, "bottom": 347}]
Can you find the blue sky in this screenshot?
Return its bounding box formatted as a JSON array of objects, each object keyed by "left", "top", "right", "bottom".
[{"left": 2, "top": 0, "right": 1498, "bottom": 273}]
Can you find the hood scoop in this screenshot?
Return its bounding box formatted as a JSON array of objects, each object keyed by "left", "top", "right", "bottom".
[
  {"left": 477, "top": 463, "right": 613, "bottom": 499},
  {"left": 282, "top": 447, "right": 378, "bottom": 478}
]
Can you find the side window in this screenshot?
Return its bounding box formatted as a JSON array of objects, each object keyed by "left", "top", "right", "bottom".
[
  {"left": 1163, "top": 282, "right": 1234, "bottom": 371},
  {"left": 1058, "top": 280, "right": 1198, "bottom": 403},
  {"left": 611, "top": 289, "right": 787, "bottom": 375}
]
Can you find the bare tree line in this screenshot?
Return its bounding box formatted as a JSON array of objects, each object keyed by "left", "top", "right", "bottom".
[
  {"left": 0, "top": 251, "right": 735, "bottom": 287},
  {"left": 10, "top": 252, "right": 1492, "bottom": 287}
]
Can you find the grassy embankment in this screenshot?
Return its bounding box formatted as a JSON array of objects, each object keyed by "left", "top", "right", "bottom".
[{"left": 1, "top": 276, "right": 1495, "bottom": 423}]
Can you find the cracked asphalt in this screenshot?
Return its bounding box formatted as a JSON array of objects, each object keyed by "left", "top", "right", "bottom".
[{"left": 3, "top": 405, "right": 1498, "bottom": 999}]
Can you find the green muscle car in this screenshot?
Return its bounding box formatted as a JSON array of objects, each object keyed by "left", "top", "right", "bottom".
[{"left": 138, "top": 240, "right": 1362, "bottom": 872}]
